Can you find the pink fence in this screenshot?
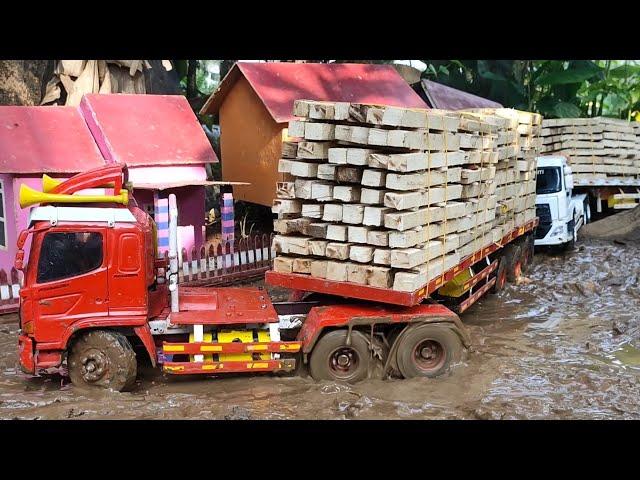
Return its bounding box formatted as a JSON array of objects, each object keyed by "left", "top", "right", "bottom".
[
  {"left": 179, "top": 233, "right": 276, "bottom": 287},
  {"left": 0, "top": 268, "right": 21, "bottom": 315}
]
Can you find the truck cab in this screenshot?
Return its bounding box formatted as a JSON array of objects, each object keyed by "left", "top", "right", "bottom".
[{"left": 534, "top": 156, "right": 589, "bottom": 248}]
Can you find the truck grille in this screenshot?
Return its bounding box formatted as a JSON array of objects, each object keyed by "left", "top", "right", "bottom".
[
  {"left": 535, "top": 224, "right": 552, "bottom": 239},
  {"left": 536, "top": 204, "right": 552, "bottom": 224},
  {"left": 535, "top": 204, "right": 552, "bottom": 239}
]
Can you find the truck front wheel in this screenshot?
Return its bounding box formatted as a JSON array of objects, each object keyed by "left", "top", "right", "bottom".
[
  {"left": 563, "top": 217, "right": 577, "bottom": 251},
  {"left": 67, "top": 330, "right": 137, "bottom": 392},
  {"left": 395, "top": 324, "right": 463, "bottom": 379}
]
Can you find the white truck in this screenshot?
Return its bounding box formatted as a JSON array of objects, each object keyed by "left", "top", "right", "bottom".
[{"left": 534, "top": 156, "right": 590, "bottom": 249}]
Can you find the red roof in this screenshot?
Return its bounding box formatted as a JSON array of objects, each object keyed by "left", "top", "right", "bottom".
[
  {"left": 0, "top": 106, "right": 105, "bottom": 174},
  {"left": 200, "top": 62, "right": 428, "bottom": 123},
  {"left": 421, "top": 79, "right": 503, "bottom": 110},
  {"left": 80, "top": 94, "right": 218, "bottom": 167}
]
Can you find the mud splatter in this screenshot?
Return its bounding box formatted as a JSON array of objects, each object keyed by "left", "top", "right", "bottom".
[{"left": 1, "top": 238, "right": 639, "bottom": 419}]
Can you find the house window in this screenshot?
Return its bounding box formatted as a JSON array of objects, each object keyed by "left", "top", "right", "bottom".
[{"left": 0, "top": 180, "right": 6, "bottom": 250}]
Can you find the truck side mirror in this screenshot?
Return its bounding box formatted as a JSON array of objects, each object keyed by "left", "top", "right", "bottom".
[
  {"left": 565, "top": 173, "right": 574, "bottom": 191},
  {"left": 14, "top": 250, "right": 24, "bottom": 271},
  {"left": 17, "top": 229, "right": 29, "bottom": 249},
  {"left": 564, "top": 166, "right": 574, "bottom": 191},
  {"left": 14, "top": 230, "right": 30, "bottom": 271}
]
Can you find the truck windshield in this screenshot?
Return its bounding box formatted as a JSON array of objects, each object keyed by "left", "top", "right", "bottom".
[
  {"left": 37, "top": 232, "right": 103, "bottom": 283},
  {"left": 536, "top": 167, "right": 562, "bottom": 194}
]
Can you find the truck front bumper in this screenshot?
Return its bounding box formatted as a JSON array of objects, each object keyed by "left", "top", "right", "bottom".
[{"left": 535, "top": 220, "right": 571, "bottom": 246}]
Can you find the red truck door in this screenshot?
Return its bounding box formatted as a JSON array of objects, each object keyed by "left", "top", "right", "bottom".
[
  {"left": 30, "top": 228, "right": 109, "bottom": 343},
  {"left": 107, "top": 229, "right": 147, "bottom": 316}
]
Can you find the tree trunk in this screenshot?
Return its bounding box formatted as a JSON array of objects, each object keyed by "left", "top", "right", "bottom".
[
  {"left": 0, "top": 60, "right": 55, "bottom": 106},
  {"left": 219, "top": 60, "right": 236, "bottom": 81},
  {"left": 186, "top": 60, "right": 198, "bottom": 99},
  {"left": 143, "top": 60, "right": 182, "bottom": 95}
]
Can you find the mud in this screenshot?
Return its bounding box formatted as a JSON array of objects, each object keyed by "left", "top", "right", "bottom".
[
  {"left": 1, "top": 238, "right": 640, "bottom": 420},
  {"left": 582, "top": 205, "right": 640, "bottom": 242}
]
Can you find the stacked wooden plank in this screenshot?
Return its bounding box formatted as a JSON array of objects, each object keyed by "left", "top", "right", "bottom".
[
  {"left": 461, "top": 109, "right": 538, "bottom": 237},
  {"left": 272, "top": 100, "right": 539, "bottom": 292},
  {"left": 464, "top": 108, "right": 541, "bottom": 238},
  {"left": 540, "top": 117, "right": 640, "bottom": 183}
]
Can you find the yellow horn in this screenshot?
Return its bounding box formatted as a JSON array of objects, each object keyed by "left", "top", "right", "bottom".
[
  {"left": 42, "top": 174, "right": 62, "bottom": 193},
  {"left": 19, "top": 184, "right": 129, "bottom": 209}
]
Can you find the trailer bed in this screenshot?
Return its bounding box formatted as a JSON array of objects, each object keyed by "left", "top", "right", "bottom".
[
  {"left": 574, "top": 178, "right": 640, "bottom": 187},
  {"left": 266, "top": 218, "right": 538, "bottom": 307}
]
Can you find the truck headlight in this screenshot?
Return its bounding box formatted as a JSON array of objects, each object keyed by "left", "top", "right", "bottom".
[{"left": 549, "top": 225, "right": 565, "bottom": 237}]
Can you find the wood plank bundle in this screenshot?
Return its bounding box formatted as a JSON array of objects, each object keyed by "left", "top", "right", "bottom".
[
  {"left": 540, "top": 117, "right": 640, "bottom": 183},
  {"left": 463, "top": 108, "right": 541, "bottom": 237},
  {"left": 273, "top": 100, "right": 541, "bottom": 292}
]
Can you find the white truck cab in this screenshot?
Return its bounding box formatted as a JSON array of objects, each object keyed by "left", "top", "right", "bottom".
[{"left": 535, "top": 156, "right": 590, "bottom": 248}]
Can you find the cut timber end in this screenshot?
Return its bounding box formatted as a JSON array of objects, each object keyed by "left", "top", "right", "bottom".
[
  {"left": 273, "top": 256, "right": 294, "bottom": 273},
  {"left": 276, "top": 182, "right": 295, "bottom": 199},
  {"left": 326, "top": 261, "right": 349, "bottom": 281},
  {"left": 349, "top": 245, "right": 374, "bottom": 263}
]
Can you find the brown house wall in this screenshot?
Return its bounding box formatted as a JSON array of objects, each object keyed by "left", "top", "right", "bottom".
[{"left": 219, "top": 77, "right": 286, "bottom": 206}]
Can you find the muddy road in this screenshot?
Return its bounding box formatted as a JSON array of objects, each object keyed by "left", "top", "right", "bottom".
[{"left": 1, "top": 238, "right": 639, "bottom": 420}]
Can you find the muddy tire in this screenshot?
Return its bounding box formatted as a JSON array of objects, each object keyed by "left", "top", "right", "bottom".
[
  {"left": 520, "top": 236, "right": 535, "bottom": 274},
  {"left": 502, "top": 243, "right": 522, "bottom": 283},
  {"left": 309, "top": 330, "right": 370, "bottom": 383},
  {"left": 395, "top": 324, "right": 463, "bottom": 379},
  {"left": 68, "top": 330, "right": 137, "bottom": 392},
  {"left": 563, "top": 217, "right": 577, "bottom": 251},
  {"left": 491, "top": 257, "right": 508, "bottom": 293}
]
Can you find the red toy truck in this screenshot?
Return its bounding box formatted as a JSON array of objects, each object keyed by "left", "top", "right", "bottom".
[{"left": 16, "top": 165, "right": 536, "bottom": 391}]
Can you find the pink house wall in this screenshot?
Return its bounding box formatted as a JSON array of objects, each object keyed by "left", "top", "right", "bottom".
[
  {"left": 0, "top": 174, "right": 50, "bottom": 274},
  {"left": 0, "top": 173, "right": 18, "bottom": 273}
]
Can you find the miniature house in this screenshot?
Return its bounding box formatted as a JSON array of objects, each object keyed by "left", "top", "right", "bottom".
[
  {"left": 199, "top": 62, "right": 428, "bottom": 207},
  {"left": 413, "top": 79, "right": 503, "bottom": 110},
  {"left": 0, "top": 94, "right": 218, "bottom": 274}
]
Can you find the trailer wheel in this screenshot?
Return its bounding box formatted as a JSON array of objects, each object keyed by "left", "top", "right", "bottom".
[
  {"left": 502, "top": 243, "right": 522, "bottom": 282},
  {"left": 309, "top": 330, "right": 370, "bottom": 383},
  {"left": 395, "top": 324, "right": 462, "bottom": 379},
  {"left": 67, "top": 330, "right": 137, "bottom": 392},
  {"left": 520, "top": 236, "right": 535, "bottom": 274},
  {"left": 490, "top": 257, "right": 508, "bottom": 293}
]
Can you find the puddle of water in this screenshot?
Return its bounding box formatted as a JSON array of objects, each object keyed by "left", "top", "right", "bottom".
[{"left": 612, "top": 343, "right": 640, "bottom": 369}]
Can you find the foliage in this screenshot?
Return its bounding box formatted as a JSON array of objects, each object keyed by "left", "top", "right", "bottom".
[
  {"left": 174, "top": 60, "right": 221, "bottom": 99},
  {"left": 175, "top": 59, "right": 640, "bottom": 121},
  {"left": 421, "top": 60, "right": 640, "bottom": 119}
]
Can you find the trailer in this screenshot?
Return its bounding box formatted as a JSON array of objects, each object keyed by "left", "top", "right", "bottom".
[
  {"left": 16, "top": 165, "right": 537, "bottom": 391},
  {"left": 573, "top": 177, "right": 640, "bottom": 214}
]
